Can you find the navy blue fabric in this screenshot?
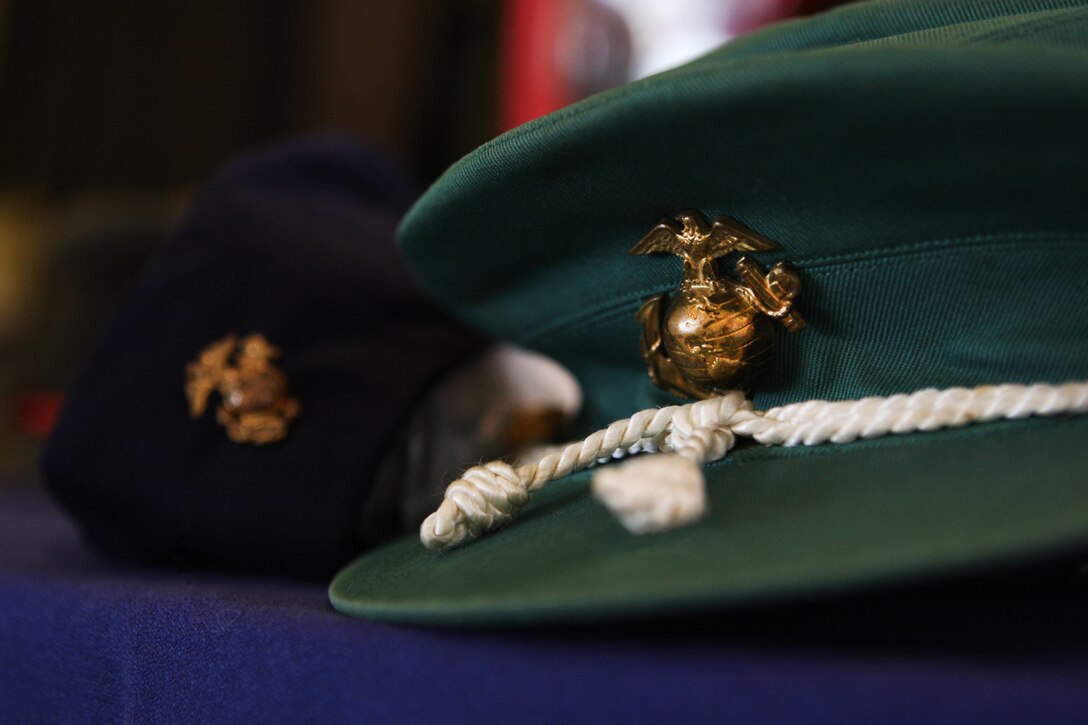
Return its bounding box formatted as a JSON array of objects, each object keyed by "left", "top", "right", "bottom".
[
  {"left": 39, "top": 138, "right": 486, "bottom": 578},
  {"left": 4, "top": 486, "right": 1088, "bottom": 724}
]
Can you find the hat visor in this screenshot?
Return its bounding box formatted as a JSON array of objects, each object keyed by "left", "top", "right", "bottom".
[{"left": 330, "top": 416, "right": 1088, "bottom": 627}]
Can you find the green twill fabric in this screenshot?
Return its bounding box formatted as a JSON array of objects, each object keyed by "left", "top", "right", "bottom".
[
  {"left": 331, "top": 0, "right": 1088, "bottom": 625},
  {"left": 398, "top": 0, "right": 1088, "bottom": 428}
]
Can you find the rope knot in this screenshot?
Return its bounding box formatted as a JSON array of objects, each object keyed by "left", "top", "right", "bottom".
[
  {"left": 666, "top": 390, "right": 749, "bottom": 462},
  {"left": 420, "top": 461, "right": 529, "bottom": 550}
]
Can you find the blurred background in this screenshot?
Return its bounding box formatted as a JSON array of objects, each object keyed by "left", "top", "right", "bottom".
[{"left": 0, "top": 0, "right": 844, "bottom": 481}]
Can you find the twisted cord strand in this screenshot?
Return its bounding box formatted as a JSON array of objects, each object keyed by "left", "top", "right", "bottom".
[
  {"left": 421, "top": 404, "right": 681, "bottom": 549},
  {"left": 420, "top": 381, "right": 1088, "bottom": 550}
]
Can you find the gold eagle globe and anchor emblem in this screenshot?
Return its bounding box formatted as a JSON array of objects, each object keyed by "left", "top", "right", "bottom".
[
  {"left": 630, "top": 210, "right": 805, "bottom": 399},
  {"left": 185, "top": 333, "right": 300, "bottom": 444}
]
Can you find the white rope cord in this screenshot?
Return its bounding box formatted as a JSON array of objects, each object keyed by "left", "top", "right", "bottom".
[{"left": 420, "top": 381, "right": 1088, "bottom": 550}]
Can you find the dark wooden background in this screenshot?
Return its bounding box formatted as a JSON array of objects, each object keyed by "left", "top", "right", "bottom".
[{"left": 0, "top": 0, "right": 500, "bottom": 195}]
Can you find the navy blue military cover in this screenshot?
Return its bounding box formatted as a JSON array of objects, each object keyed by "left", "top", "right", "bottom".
[{"left": 39, "top": 138, "right": 486, "bottom": 578}]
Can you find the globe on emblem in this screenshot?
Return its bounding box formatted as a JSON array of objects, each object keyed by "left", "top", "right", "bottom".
[{"left": 630, "top": 211, "right": 805, "bottom": 399}]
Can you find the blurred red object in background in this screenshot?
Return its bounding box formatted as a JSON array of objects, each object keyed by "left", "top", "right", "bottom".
[
  {"left": 500, "top": 0, "right": 850, "bottom": 130},
  {"left": 10, "top": 392, "right": 63, "bottom": 440}
]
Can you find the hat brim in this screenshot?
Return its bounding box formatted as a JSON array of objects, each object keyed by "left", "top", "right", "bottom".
[{"left": 330, "top": 416, "right": 1088, "bottom": 626}]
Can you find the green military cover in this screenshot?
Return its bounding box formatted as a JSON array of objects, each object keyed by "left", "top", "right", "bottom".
[{"left": 331, "top": 0, "right": 1088, "bottom": 625}]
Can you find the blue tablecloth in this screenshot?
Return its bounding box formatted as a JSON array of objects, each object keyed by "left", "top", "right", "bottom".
[{"left": 3, "top": 484, "right": 1088, "bottom": 723}]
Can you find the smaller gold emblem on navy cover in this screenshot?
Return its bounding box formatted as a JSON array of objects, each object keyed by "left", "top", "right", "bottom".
[
  {"left": 630, "top": 210, "right": 805, "bottom": 399},
  {"left": 185, "top": 333, "right": 300, "bottom": 444}
]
